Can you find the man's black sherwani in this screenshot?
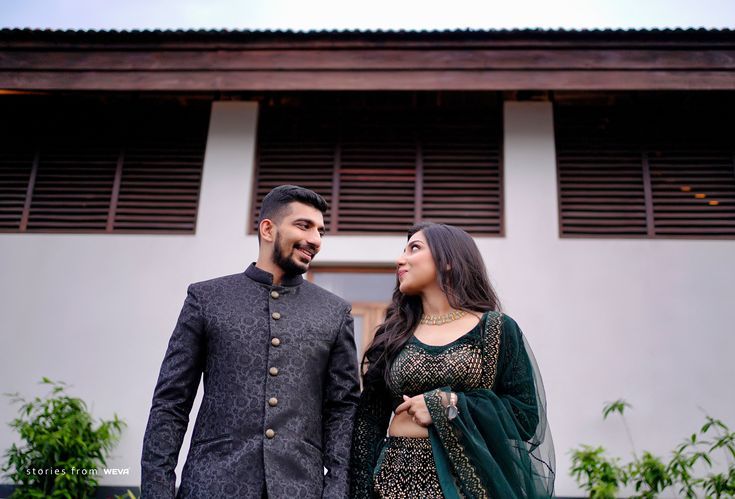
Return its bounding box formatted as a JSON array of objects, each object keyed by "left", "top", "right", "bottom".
[{"left": 141, "top": 264, "right": 360, "bottom": 498}]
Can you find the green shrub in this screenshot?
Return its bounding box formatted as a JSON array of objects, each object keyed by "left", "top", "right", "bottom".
[
  {"left": 570, "top": 400, "right": 735, "bottom": 498},
  {"left": 570, "top": 445, "right": 627, "bottom": 498},
  {"left": 2, "top": 378, "right": 126, "bottom": 499}
]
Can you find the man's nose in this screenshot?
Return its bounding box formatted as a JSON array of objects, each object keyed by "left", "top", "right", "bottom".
[{"left": 306, "top": 229, "right": 322, "bottom": 249}]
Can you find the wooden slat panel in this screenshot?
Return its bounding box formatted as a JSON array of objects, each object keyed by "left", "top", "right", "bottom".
[
  {"left": 337, "top": 119, "right": 416, "bottom": 233},
  {"left": 649, "top": 148, "right": 735, "bottom": 236},
  {"left": 4, "top": 50, "right": 735, "bottom": 72},
  {"left": 4, "top": 69, "right": 735, "bottom": 91},
  {"left": 556, "top": 98, "right": 735, "bottom": 238},
  {"left": 113, "top": 105, "right": 208, "bottom": 233},
  {"left": 0, "top": 95, "right": 209, "bottom": 234},
  {"left": 556, "top": 104, "right": 649, "bottom": 236},
  {"left": 27, "top": 130, "right": 118, "bottom": 231},
  {"left": 2, "top": 27, "right": 735, "bottom": 91},
  {"left": 254, "top": 118, "right": 335, "bottom": 231},
  {"left": 421, "top": 116, "right": 502, "bottom": 234},
  {"left": 0, "top": 147, "right": 33, "bottom": 230},
  {"left": 253, "top": 96, "right": 503, "bottom": 235},
  {"left": 252, "top": 135, "right": 335, "bottom": 232}
]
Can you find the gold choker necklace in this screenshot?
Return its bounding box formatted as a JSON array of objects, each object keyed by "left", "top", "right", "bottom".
[{"left": 419, "top": 309, "right": 467, "bottom": 326}]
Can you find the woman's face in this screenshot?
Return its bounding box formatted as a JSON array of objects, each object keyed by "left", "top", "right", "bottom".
[{"left": 396, "top": 230, "right": 438, "bottom": 295}]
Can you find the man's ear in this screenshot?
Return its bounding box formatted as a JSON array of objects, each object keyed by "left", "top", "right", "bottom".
[{"left": 259, "top": 219, "right": 276, "bottom": 243}]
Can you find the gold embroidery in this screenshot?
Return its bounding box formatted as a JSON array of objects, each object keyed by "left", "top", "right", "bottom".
[
  {"left": 388, "top": 341, "right": 483, "bottom": 403},
  {"left": 481, "top": 311, "right": 502, "bottom": 388},
  {"left": 377, "top": 311, "right": 503, "bottom": 498},
  {"left": 426, "top": 389, "right": 489, "bottom": 499},
  {"left": 373, "top": 437, "right": 444, "bottom": 498}
]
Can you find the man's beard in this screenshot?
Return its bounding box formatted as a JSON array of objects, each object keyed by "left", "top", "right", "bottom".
[{"left": 272, "top": 232, "right": 311, "bottom": 276}]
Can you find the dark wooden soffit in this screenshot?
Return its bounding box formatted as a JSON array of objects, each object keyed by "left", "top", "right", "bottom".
[{"left": 1, "top": 28, "right": 734, "bottom": 91}]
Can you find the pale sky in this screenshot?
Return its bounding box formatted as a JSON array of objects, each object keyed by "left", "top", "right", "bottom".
[{"left": 2, "top": 0, "right": 734, "bottom": 31}]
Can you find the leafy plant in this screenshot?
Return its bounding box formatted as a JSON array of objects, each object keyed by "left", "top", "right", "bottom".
[
  {"left": 2, "top": 378, "right": 126, "bottom": 498},
  {"left": 570, "top": 400, "right": 735, "bottom": 498},
  {"left": 602, "top": 399, "right": 632, "bottom": 419},
  {"left": 628, "top": 451, "right": 670, "bottom": 498},
  {"left": 570, "top": 445, "right": 627, "bottom": 498},
  {"left": 603, "top": 399, "right": 636, "bottom": 457},
  {"left": 667, "top": 416, "right": 735, "bottom": 499}
]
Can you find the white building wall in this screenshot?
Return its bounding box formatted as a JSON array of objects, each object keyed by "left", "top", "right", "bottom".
[
  {"left": 0, "top": 101, "right": 262, "bottom": 490},
  {"left": 499, "top": 102, "right": 735, "bottom": 496},
  {"left": 1, "top": 100, "right": 734, "bottom": 496}
]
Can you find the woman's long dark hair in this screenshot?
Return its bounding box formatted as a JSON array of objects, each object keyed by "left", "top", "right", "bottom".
[{"left": 362, "top": 222, "right": 501, "bottom": 390}]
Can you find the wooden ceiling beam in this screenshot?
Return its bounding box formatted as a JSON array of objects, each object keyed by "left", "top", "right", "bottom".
[
  {"left": 2, "top": 70, "right": 734, "bottom": 91},
  {"left": 1, "top": 29, "right": 734, "bottom": 90}
]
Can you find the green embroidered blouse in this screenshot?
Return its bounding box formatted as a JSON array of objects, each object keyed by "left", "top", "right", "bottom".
[{"left": 349, "top": 311, "right": 555, "bottom": 498}]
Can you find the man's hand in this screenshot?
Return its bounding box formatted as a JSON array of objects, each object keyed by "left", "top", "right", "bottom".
[{"left": 395, "top": 394, "right": 433, "bottom": 427}]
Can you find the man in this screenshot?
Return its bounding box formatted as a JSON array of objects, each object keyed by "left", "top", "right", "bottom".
[{"left": 141, "top": 185, "right": 360, "bottom": 498}]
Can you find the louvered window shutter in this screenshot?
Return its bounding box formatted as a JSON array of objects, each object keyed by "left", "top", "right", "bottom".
[
  {"left": 0, "top": 141, "right": 38, "bottom": 231},
  {"left": 253, "top": 113, "right": 336, "bottom": 231},
  {"left": 27, "top": 106, "right": 120, "bottom": 231},
  {"left": 647, "top": 145, "right": 735, "bottom": 237},
  {"left": 338, "top": 114, "right": 418, "bottom": 232},
  {"left": 555, "top": 100, "right": 735, "bottom": 238},
  {"left": 0, "top": 97, "right": 209, "bottom": 234},
  {"left": 114, "top": 105, "right": 207, "bottom": 232},
  {"left": 555, "top": 105, "right": 649, "bottom": 236},
  {"left": 421, "top": 115, "right": 503, "bottom": 235},
  {"left": 253, "top": 100, "right": 503, "bottom": 235}
]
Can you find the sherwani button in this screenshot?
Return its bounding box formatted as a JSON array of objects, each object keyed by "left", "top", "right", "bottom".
[
  {"left": 270, "top": 291, "right": 280, "bottom": 299},
  {"left": 271, "top": 337, "right": 281, "bottom": 347},
  {"left": 272, "top": 312, "right": 281, "bottom": 320},
  {"left": 265, "top": 429, "right": 275, "bottom": 439},
  {"left": 268, "top": 397, "right": 278, "bottom": 407},
  {"left": 269, "top": 367, "right": 279, "bottom": 376}
]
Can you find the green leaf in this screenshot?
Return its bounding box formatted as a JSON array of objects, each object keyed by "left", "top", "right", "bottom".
[
  {"left": 2, "top": 378, "right": 126, "bottom": 498},
  {"left": 602, "top": 399, "right": 632, "bottom": 420},
  {"left": 569, "top": 445, "right": 627, "bottom": 497}
]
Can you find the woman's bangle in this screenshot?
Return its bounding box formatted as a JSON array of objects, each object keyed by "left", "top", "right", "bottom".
[{"left": 445, "top": 391, "right": 459, "bottom": 421}]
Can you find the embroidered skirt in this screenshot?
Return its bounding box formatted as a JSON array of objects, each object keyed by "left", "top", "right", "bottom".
[{"left": 373, "top": 436, "right": 444, "bottom": 498}]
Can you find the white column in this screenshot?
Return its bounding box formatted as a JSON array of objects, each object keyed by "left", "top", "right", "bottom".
[
  {"left": 503, "top": 101, "right": 558, "bottom": 242},
  {"left": 496, "top": 101, "right": 559, "bottom": 312},
  {"left": 197, "top": 101, "right": 259, "bottom": 240}
]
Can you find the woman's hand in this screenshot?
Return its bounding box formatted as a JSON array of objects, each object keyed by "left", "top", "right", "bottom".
[{"left": 395, "top": 394, "right": 433, "bottom": 427}]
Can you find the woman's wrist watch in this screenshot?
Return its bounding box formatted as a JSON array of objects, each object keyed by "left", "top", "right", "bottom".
[{"left": 445, "top": 392, "right": 459, "bottom": 421}]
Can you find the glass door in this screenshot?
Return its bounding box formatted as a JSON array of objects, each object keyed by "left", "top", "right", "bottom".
[{"left": 308, "top": 267, "right": 396, "bottom": 362}]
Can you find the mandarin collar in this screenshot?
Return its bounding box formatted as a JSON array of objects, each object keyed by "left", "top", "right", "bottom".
[{"left": 244, "top": 262, "right": 304, "bottom": 287}]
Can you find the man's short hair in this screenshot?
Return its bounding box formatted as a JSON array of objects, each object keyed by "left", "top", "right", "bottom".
[{"left": 257, "top": 185, "right": 329, "bottom": 229}]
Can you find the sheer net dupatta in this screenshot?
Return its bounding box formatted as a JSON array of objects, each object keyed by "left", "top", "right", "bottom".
[{"left": 424, "top": 312, "right": 556, "bottom": 499}]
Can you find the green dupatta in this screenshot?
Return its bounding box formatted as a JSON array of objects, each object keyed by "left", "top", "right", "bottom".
[{"left": 424, "top": 312, "right": 555, "bottom": 498}]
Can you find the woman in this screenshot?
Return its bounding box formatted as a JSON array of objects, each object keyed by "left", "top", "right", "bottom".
[{"left": 350, "top": 222, "right": 555, "bottom": 498}]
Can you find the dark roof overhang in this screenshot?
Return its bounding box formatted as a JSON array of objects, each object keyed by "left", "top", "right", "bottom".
[{"left": 1, "top": 27, "right": 733, "bottom": 91}]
